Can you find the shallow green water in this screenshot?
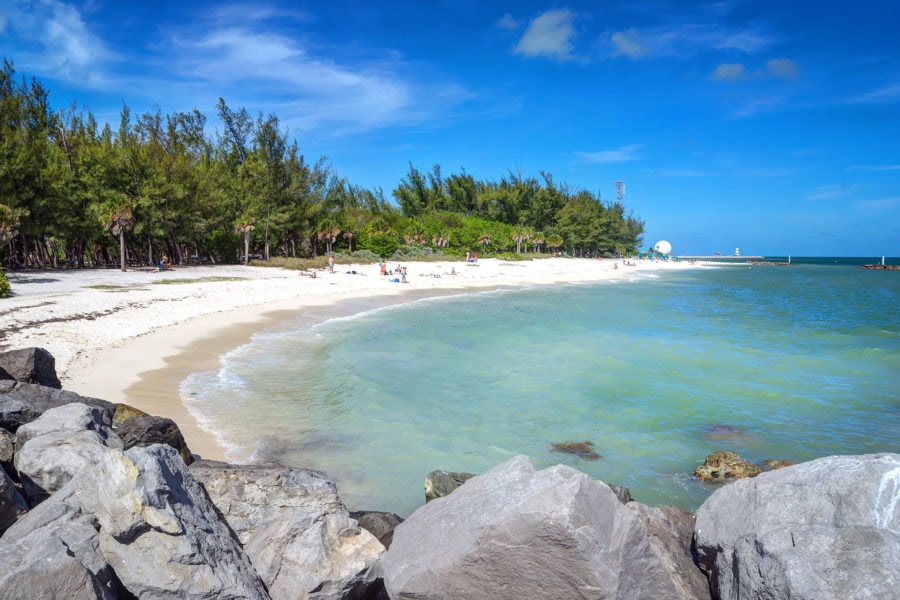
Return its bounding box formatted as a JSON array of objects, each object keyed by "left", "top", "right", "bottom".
[{"left": 183, "top": 262, "right": 900, "bottom": 516}]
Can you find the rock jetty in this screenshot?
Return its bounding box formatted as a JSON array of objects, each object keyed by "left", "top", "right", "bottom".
[{"left": 1, "top": 347, "right": 897, "bottom": 599}]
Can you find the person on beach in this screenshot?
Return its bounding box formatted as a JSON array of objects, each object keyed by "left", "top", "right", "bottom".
[
  {"left": 400, "top": 266, "right": 408, "bottom": 283},
  {"left": 380, "top": 260, "right": 387, "bottom": 276},
  {"left": 299, "top": 270, "right": 317, "bottom": 278},
  {"left": 465, "top": 251, "right": 470, "bottom": 263},
  {"left": 328, "top": 255, "right": 335, "bottom": 273}
]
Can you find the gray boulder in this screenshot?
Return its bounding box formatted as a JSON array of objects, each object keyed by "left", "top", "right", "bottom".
[
  {"left": 0, "top": 347, "right": 62, "bottom": 389},
  {"left": 382, "top": 454, "right": 710, "bottom": 600},
  {"left": 694, "top": 453, "right": 900, "bottom": 600},
  {"left": 14, "top": 403, "right": 122, "bottom": 505},
  {"left": 77, "top": 445, "right": 270, "bottom": 599},
  {"left": 0, "top": 427, "right": 13, "bottom": 469},
  {"left": 0, "top": 380, "right": 113, "bottom": 433},
  {"left": 191, "top": 460, "right": 383, "bottom": 600},
  {"left": 0, "top": 484, "right": 120, "bottom": 599}
]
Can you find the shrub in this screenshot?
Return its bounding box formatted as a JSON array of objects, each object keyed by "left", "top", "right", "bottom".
[{"left": 0, "top": 267, "right": 10, "bottom": 298}]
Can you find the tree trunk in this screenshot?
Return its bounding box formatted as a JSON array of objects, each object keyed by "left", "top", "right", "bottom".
[
  {"left": 243, "top": 230, "right": 251, "bottom": 265},
  {"left": 119, "top": 230, "right": 126, "bottom": 271}
]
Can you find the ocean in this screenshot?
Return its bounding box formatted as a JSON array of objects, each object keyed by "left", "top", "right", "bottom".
[{"left": 181, "top": 258, "right": 900, "bottom": 516}]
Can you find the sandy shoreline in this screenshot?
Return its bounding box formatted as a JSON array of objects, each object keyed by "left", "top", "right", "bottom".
[{"left": 1, "top": 257, "right": 698, "bottom": 461}]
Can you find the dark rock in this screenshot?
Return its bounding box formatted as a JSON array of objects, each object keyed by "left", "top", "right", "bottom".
[
  {"left": 116, "top": 413, "right": 193, "bottom": 465},
  {"left": 0, "top": 381, "right": 113, "bottom": 433},
  {"left": 693, "top": 451, "right": 760, "bottom": 480},
  {"left": 610, "top": 483, "right": 633, "bottom": 504},
  {"left": 190, "top": 460, "right": 383, "bottom": 600},
  {"left": 424, "top": 469, "right": 475, "bottom": 502},
  {"left": 551, "top": 439, "right": 601, "bottom": 460},
  {"left": 350, "top": 510, "right": 404, "bottom": 549},
  {"left": 0, "top": 347, "right": 62, "bottom": 389},
  {"left": 694, "top": 453, "right": 900, "bottom": 600},
  {"left": 761, "top": 458, "right": 795, "bottom": 470},
  {"left": 0, "top": 427, "right": 14, "bottom": 470},
  {"left": 0, "top": 466, "right": 27, "bottom": 534},
  {"left": 384, "top": 455, "right": 711, "bottom": 600},
  {"left": 111, "top": 403, "right": 147, "bottom": 428}
]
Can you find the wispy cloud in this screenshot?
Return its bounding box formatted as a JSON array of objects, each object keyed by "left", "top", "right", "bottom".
[
  {"left": 608, "top": 23, "right": 774, "bottom": 60},
  {"left": 574, "top": 144, "right": 642, "bottom": 163},
  {"left": 848, "top": 164, "right": 900, "bottom": 171},
  {"left": 496, "top": 13, "right": 520, "bottom": 30},
  {"left": 853, "top": 196, "right": 900, "bottom": 211},
  {"left": 849, "top": 83, "right": 900, "bottom": 104},
  {"left": 5, "top": 0, "right": 110, "bottom": 85},
  {"left": 710, "top": 58, "right": 799, "bottom": 82},
  {"left": 642, "top": 168, "right": 711, "bottom": 176},
  {"left": 513, "top": 9, "right": 577, "bottom": 62},
  {"left": 805, "top": 184, "right": 856, "bottom": 201},
  {"left": 710, "top": 63, "right": 748, "bottom": 81}
]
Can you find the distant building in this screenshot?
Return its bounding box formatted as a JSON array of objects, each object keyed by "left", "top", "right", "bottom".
[{"left": 734, "top": 247, "right": 740, "bottom": 256}]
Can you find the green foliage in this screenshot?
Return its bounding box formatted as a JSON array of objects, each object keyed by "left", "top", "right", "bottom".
[
  {"left": 0, "top": 59, "right": 646, "bottom": 268},
  {"left": 366, "top": 231, "right": 399, "bottom": 258},
  {"left": 0, "top": 267, "right": 10, "bottom": 298}
]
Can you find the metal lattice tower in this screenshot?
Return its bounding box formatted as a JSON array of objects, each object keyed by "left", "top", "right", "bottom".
[{"left": 614, "top": 180, "right": 625, "bottom": 203}]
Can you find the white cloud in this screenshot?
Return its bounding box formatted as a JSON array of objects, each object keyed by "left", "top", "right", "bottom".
[
  {"left": 574, "top": 144, "right": 642, "bottom": 163},
  {"left": 710, "top": 63, "right": 748, "bottom": 81},
  {"left": 514, "top": 9, "right": 577, "bottom": 61},
  {"left": 611, "top": 29, "right": 649, "bottom": 59},
  {"left": 6, "top": 0, "right": 108, "bottom": 84},
  {"left": 497, "top": 12, "right": 520, "bottom": 30},
  {"left": 853, "top": 196, "right": 900, "bottom": 211},
  {"left": 766, "top": 58, "right": 799, "bottom": 80},
  {"left": 608, "top": 23, "right": 774, "bottom": 60},
  {"left": 850, "top": 83, "right": 900, "bottom": 104}
]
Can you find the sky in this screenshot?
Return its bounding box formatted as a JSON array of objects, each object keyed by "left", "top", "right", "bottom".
[{"left": 1, "top": 0, "right": 898, "bottom": 256}]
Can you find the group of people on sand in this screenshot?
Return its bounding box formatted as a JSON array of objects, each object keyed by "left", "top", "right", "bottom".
[
  {"left": 379, "top": 260, "right": 408, "bottom": 283},
  {"left": 464, "top": 251, "right": 479, "bottom": 264}
]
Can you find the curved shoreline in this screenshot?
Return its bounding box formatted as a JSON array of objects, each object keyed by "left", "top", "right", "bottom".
[{"left": 2, "top": 258, "right": 699, "bottom": 461}]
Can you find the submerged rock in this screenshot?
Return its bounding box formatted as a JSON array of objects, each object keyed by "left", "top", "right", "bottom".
[
  {"left": 551, "top": 439, "right": 601, "bottom": 460},
  {"left": 694, "top": 451, "right": 760, "bottom": 480},
  {"left": 424, "top": 469, "right": 475, "bottom": 502}
]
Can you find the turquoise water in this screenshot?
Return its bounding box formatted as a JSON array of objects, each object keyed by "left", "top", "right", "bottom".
[{"left": 182, "top": 261, "right": 900, "bottom": 516}]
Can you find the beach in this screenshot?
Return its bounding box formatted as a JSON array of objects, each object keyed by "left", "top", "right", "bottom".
[{"left": 1, "top": 257, "right": 694, "bottom": 462}]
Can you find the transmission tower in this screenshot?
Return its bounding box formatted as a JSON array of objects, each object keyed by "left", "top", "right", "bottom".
[{"left": 613, "top": 180, "right": 625, "bottom": 203}]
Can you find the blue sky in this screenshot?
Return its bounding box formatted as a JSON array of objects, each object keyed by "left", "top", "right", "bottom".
[{"left": 2, "top": 0, "right": 898, "bottom": 256}]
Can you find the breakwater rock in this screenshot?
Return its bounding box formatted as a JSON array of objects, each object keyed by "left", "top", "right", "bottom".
[{"left": 1, "top": 347, "right": 898, "bottom": 599}]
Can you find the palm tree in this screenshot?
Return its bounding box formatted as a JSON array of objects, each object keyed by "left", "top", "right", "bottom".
[
  {"left": 512, "top": 226, "right": 529, "bottom": 254},
  {"left": 342, "top": 230, "right": 355, "bottom": 253},
  {"left": 105, "top": 207, "right": 135, "bottom": 271},
  {"left": 317, "top": 221, "right": 341, "bottom": 255},
  {"left": 532, "top": 231, "right": 545, "bottom": 254},
  {"left": 478, "top": 233, "right": 492, "bottom": 255},
  {"left": 236, "top": 218, "right": 255, "bottom": 265},
  {"left": 546, "top": 233, "right": 563, "bottom": 255}
]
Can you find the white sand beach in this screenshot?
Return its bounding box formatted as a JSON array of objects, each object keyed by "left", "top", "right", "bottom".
[{"left": 1, "top": 257, "right": 696, "bottom": 460}]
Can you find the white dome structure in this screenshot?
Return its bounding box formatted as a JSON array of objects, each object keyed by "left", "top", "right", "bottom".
[{"left": 653, "top": 240, "right": 672, "bottom": 255}]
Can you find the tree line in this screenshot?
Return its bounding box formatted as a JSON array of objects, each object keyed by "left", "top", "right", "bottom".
[{"left": 0, "top": 58, "right": 645, "bottom": 270}]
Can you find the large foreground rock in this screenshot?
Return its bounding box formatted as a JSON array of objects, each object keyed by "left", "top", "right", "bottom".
[
  {"left": 694, "top": 453, "right": 900, "bottom": 600},
  {"left": 382, "top": 454, "right": 709, "bottom": 600},
  {"left": 13, "top": 403, "right": 122, "bottom": 505},
  {"left": 191, "top": 460, "right": 384, "bottom": 600}
]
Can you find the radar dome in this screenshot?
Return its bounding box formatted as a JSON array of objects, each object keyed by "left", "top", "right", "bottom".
[{"left": 654, "top": 240, "right": 672, "bottom": 255}]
